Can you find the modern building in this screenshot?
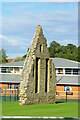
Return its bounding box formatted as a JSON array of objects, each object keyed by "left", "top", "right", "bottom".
[
  {"left": 0, "top": 58, "right": 80, "bottom": 99},
  {"left": 52, "top": 58, "right": 80, "bottom": 99}
]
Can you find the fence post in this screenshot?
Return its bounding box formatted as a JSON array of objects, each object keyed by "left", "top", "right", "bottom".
[
  {"left": 15, "top": 89, "right": 16, "bottom": 101},
  {"left": 66, "top": 89, "right": 67, "bottom": 102},
  {"left": 17, "top": 89, "right": 18, "bottom": 100},
  {"left": 10, "top": 89, "right": 11, "bottom": 101},
  {"left": 5, "top": 87, "right": 6, "bottom": 101}
]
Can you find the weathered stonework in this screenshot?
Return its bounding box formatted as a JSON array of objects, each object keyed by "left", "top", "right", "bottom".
[{"left": 19, "top": 25, "right": 56, "bottom": 105}]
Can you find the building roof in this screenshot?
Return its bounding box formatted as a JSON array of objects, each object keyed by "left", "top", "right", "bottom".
[
  {"left": 0, "top": 58, "right": 80, "bottom": 85},
  {"left": 56, "top": 76, "right": 80, "bottom": 85},
  {"left": 51, "top": 58, "right": 80, "bottom": 68},
  {"left": 0, "top": 74, "right": 79, "bottom": 85},
  {"left": 0, "top": 74, "right": 20, "bottom": 83},
  {"left": 0, "top": 61, "right": 24, "bottom": 67},
  {"left": 0, "top": 58, "right": 80, "bottom": 68}
]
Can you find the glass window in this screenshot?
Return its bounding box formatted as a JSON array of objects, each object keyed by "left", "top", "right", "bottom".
[
  {"left": 14, "top": 84, "right": 18, "bottom": 90},
  {"left": 65, "top": 68, "right": 72, "bottom": 74},
  {"left": 8, "top": 84, "right": 12, "bottom": 89},
  {"left": 14, "top": 67, "right": 19, "bottom": 73},
  {"left": 1, "top": 67, "right": 7, "bottom": 73},
  {"left": 8, "top": 67, "right": 13, "bottom": 73},
  {"left": 0, "top": 87, "right": 2, "bottom": 94},
  {"left": 57, "top": 68, "right": 63, "bottom": 74},
  {"left": 79, "top": 69, "right": 80, "bottom": 75},
  {"left": 73, "top": 69, "right": 78, "bottom": 75}
]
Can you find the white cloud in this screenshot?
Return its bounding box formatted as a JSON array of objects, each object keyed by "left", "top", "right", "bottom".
[
  {"left": 0, "top": 34, "right": 30, "bottom": 48},
  {"left": 0, "top": 35, "right": 18, "bottom": 46},
  {"left": 1, "top": 2, "right": 78, "bottom": 58},
  {"left": 59, "top": 39, "right": 78, "bottom": 46}
]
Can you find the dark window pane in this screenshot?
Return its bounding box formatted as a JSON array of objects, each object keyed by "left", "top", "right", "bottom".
[
  {"left": 65, "top": 69, "right": 72, "bottom": 74},
  {"left": 8, "top": 84, "right": 12, "bottom": 89},
  {"left": 14, "top": 84, "right": 18, "bottom": 89},
  {"left": 73, "top": 69, "right": 78, "bottom": 75}
]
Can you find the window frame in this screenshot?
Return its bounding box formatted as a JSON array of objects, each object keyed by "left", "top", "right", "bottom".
[
  {"left": 65, "top": 68, "right": 72, "bottom": 75},
  {"left": 56, "top": 68, "right": 63, "bottom": 74},
  {"left": 8, "top": 84, "right": 12, "bottom": 89},
  {"left": 73, "top": 69, "right": 78, "bottom": 75},
  {"left": 14, "top": 84, "right": 18, "bottom": 90}
]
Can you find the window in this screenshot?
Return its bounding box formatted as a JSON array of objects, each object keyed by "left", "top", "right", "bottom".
[
  {"left": 45, "top": 59, "right": 49, "bottom": 92},
  {"left": 14, "top": 67, "right": 19, "bottom": 73},
  {"left": 14, "top": 84, "right": 18, "bottom": 90},
  {"left": 0, "top": 87, "right": 2, "bottom": 94},
  {"left": 40, "top": 45, "right": 43, "bottom": 53},
  {"left": 35, "top": 58, "right": 40, "bottom": 93},
  {"left": 65, "top": 68, "right": 72, "bottom": 74},
  {"left": 64, "top": 86, "right": 72, "bottom": 91},
  {"left": 1, "top": 67, "right": 7, "bottom": 73},
  {"left": 33, "top": 64, "right": 34, "bottom": 77},
  {"left": 73, "top": 69, "right": 78, "bottom": 75},
  {"left": 8, "top": 67, "right": 13, "bottom": 73},
  {"left": 56, "top": 68, "right": 63, "bottom": 74},
  {"left": 8, "top": 84, "right": 12, "bottom": 89}
]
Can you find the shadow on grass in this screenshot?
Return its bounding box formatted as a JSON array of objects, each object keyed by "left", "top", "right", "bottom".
[
  {"left": 1, "top": 118, "right": 79, "bottom": 120},
  {"left": 56, "top": 101, "right": 65, "bottom": 104}
]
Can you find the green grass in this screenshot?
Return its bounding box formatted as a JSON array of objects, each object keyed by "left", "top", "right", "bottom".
[{"left": 2, "top": 101, "right": 78, "bottom": 117}]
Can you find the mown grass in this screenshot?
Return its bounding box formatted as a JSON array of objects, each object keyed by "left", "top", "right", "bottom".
[{"left": 2, "top": 101, "right": 78, "bottom": 117}]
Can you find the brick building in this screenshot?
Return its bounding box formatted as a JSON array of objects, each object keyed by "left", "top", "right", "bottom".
[
  {"left": 52, "top": 58, "right": 80, "bottom": 99},
  {"left": 0, "top": 58, "right": 80, "bottom": 99}
]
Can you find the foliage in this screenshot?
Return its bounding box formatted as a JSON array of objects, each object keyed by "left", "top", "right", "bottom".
[
  {"left": 78, "top": 46, "right": 80, "bottom": 62},
  {"left": 48, "top": 41, "right": 60, "bottom": 57},
  {"left": 2, "top": 101, "right": 78, "bottom": 117},
  {"left": 12, "top": 56, "right": 25, "bottom": 62},
  {"left": 48, "top": 41, "right": 79, "bottom": 62},
  {"left": 0, "top": 49, "right": 8, "bottom": 64},
  {"left": 1, "top": 42, "right": 80, "bottom": 63}
]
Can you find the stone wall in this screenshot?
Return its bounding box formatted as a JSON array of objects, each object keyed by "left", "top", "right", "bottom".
[{"left": 19, "top": 25, "right": 56, "bottom": 105}]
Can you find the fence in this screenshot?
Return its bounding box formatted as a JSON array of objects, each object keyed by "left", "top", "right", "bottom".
[
  {"left": 0, "top": 88, "right": 79, "bottom": 102},
  {"left": 0, "top": 88, "right": 19, "bottom": 102}
]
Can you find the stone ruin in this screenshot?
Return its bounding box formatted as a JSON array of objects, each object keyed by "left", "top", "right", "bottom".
[{"left": 19, "top": 25, "right": 56, "bottom": 105}]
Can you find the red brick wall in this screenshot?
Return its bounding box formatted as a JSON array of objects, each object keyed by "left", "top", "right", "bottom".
[
  {"left": 0, "top": 83, "right": 80, "bottom": 99},
  {"left": 0, "top": 83, "right": 20, "bottom": 96},
  {"left": 56, "top": 84, "right": 80, "bottom": 99},
  {"left": 7, "top": 59, "right": 13, "bottom": 63}
]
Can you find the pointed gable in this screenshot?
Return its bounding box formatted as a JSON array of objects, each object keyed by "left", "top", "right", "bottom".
[{"left": 19, "top": 25, "right": 56, "bottom": 105}]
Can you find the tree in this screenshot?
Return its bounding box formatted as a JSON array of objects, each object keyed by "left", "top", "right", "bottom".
[
  {"left": 13, "top": 56, "right": 24, "bottom": 62},
  {"left": 48, "top": 40, "right": 79, "bottom": 62},
  {"left": 22, "top": 47, "right": 30, "bottom": 59},
  {"left": 48, "top": 41, "right": 60, "bottom": 57},
  {"left": 78, "top": 46, "right": 80, "bottom": 62},
  {"left": 0, "top": 49, "right": 8, "bottom": 64}
]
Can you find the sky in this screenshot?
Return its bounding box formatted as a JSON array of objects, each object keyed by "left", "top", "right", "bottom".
[{"left": 0, "top": 2, "right": 78, "bottom": 58}]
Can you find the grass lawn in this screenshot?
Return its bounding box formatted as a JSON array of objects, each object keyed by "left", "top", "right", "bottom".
[{"left": 2, "top": 101, "right": 78, "bottom": 117}]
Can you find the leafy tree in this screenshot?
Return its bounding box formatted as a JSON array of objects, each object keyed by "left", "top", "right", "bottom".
[
  {"left": 48, "top": 41, "right": 60, "bottom": 57},
  {"left": 13, "top": 47, "right": 29, "bottom": 62},
  {"left": 23, "top": 54, "right": 27, "bottom": 59},
  {"left": 0, "top": 49, "right": 8, "bottom": 64},
  {"left": 48, "top": 41, "right": 79, "bottom": 62},
  {"left": 13, "top": 56, "right": 24, "bottom": 62},
  {"left": 78, "top": 46, "right": 80, "bottom": 62}
]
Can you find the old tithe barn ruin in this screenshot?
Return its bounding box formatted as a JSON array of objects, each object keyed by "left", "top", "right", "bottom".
[{"left": 19, "top": 25, "right": 56, "bottom": 105}]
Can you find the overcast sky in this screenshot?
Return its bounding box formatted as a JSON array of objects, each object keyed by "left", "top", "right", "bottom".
[{"left": 0, "top": 2, "right": 78, "bottom": 58}]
